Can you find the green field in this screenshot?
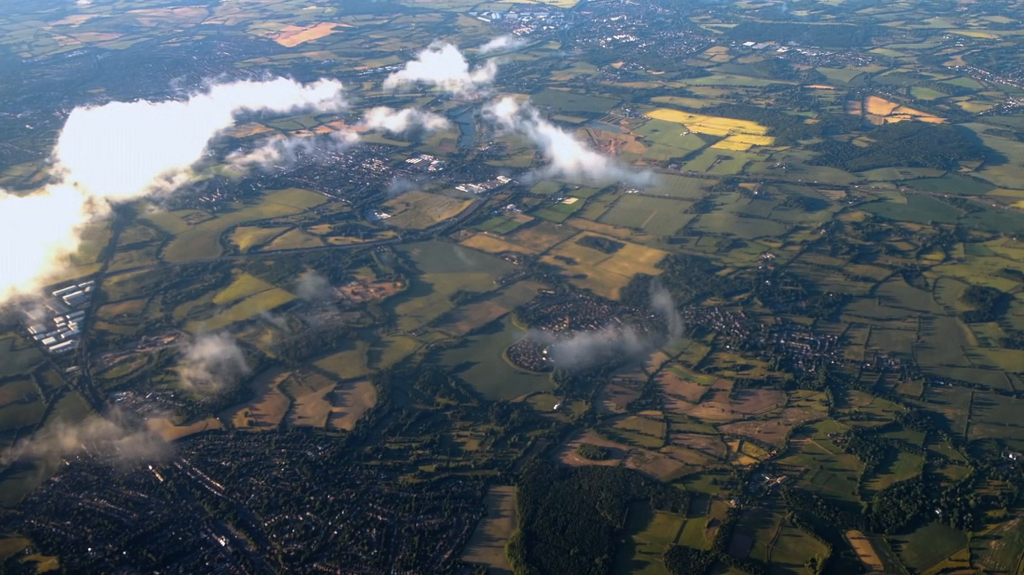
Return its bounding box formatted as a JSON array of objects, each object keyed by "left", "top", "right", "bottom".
[
  {"left": 903, "top": 174, "right": 995, "bottom": 196},
  {"left": 439, "top": 316, "right": 551, "bottom": 400},
  {"left": 315, "top": 340, "right": 370, "bottom": 380},
  {"left": 597, "top": 195, "right": 693, "bottom": 236},
  {"left": 613, "top": 502, "right": 683, "bottom": 575},
  {"left": 690, "top": 213, "right": 789, "bottom": 240},
  {"left": 148, "top": 188, "right": 327, "bottom": 262},
  {"left": 634, "top": 119, "right": 709, "bottom": 161},
  {"left": 893, "top": 522, "right": 967, "bottom": 572},
  {"left": 651, "top": 174, "right": 712, "bottom": 199},
  {"left": 531, "top": 88, "right": 620, "bottom": 114},
  {"left": 860, "top": 194, "right": 962, "bottom": 225},
  {"left": 862, "top": 451, "right": 924, "bottom": 497},
  {"left": 390, "top": 241, "right": 513, "bottom": 331}
]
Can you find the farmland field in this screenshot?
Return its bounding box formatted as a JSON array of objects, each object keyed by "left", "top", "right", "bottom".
[
  {"left": 5, "top": 0, "right": 1024, "bottom": 572},
  {"left": 462, "top": 486, "right": 518, "bottom": 573},
  {"left": 597, "top": 195, "right": 693, "bottom": 236}
]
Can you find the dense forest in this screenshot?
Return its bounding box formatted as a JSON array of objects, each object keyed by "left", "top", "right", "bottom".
[
  {"left": 508, "top": 460, "right": 687, "bottom": 575},
  {"left": 809, "top": 122, "right": 990, "bottom": 171}
]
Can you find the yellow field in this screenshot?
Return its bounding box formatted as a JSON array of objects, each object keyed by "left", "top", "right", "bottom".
[
  {"left": 187, "top": 288, "right": 295, "bottom": 332},
  {"left": 315, "top": 342, "right": 370, "bottom": 380},
  {"left": 712, "top": 139, "right": 752, "bottom": 151},
  {"left": 865, "top": 96, "right": 900, "bottom": 116},
  {"left": 223, "top": 123, "right": 275, "bottom": 138},
  {"left": 146, "top": 416, "right": 224, "bottom": 441},
  {"left": 542, "top": 233, "right": 667, "bottom": 298},
  {"left": 285, "top": 371, "right": 339, "bottom": 428},
  {"left": 374, "top": 335, "right": 420, "bottom": 369},
  {"left": 645, "top": 108, "right": 768, "bottom": 136},
  {"left": 221, "top": 368, "right": 292, "bottom": 430},
  {"left": 710, "top": 133, "right": 775, "bottom": 151},
  {"left": 567, "top": 217, "right": 648, "bottom": 240},
  {"left": 213, "top": 273, "right": 277, "bottom": 306},
  {"left": 951, "top": 29, "right": 1000, "bottom": 39},
  {"left": 229, "top": 226, "right": 288, "bottom": 252},
  {"left": 263, "top": 228, "right": 323, "bottom": 250},
  {"left": 958, "top": 100, "right": 994, "bottom": 113},
  {"left": 858, "top": 96, "right": 945, "bottom": 124},
  {"left": 274, "top": 22, "right": 345, "bottom": 47},
  {"left": 384, "top": 191, "right": 472, "bottom": 230},
  {"left": 460, "top": 233, "right": 538, "bottom": 255},
  {"left": 461, "top": 486, "right": 517, "bottom": 572},
  {"left": 97, "top": 298, "right": 147, "bottom": 319},
  {"left": 0, "top": 538, "right": 29, "bottom": 563},
  {"left": 327, "top": 379, "right": 377, "bottom": 431},
  {"left": 846, "top": 531, "right": 884, "bottom": 572}
]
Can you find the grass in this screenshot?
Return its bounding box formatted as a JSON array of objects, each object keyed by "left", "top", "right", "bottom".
[
  {"left": 817, "top": 67, "right": 867, "bottom": 83},
  {"left": 370, "top": 335, "right": 420, "bottom": 369},
  {"left": 0, "top": 378, "right": 40, "bottom": 410},
  {"left": 263, "top": 228, "right": 323, "bottom": 250},
  {"left": 690, "top": 213, "right": 788, "bottom": 240},
  {"left": 0, "top": 389, "right": 46, "bottom": 432},
  {"left": 597, "top": 195, "right": 693, "bottom": 236},
  {"left": 971, "top": 517, "right": 1024, "bottom": 573},
  {"left": 475, "top": 215, "right": 529, "bottom": 235},
  {"left": 862, "top": 451, "right": 924, "bottom": 497},
  {"left": 730, "top": 506, "right": 782, "bottom": 562},
  {"left": 460, "top": 233, "right": 536, "bottom": 255},
  {"left": 634, "top": 119, "right": 709, "bottom": 161},
  {"left": 540, "top": 233, "right": 667, "bottom": 298},
  {"left": 283, "top": 371, "right": 337, "bottom": 428},
  {"left": 613, "top": 502, "right": 683, "bottom": 575},
  {"left": 678, "top": 517, "right": 713, "bottom": 550},
  {"left": 440, "top": 316, "right": 550, "bottom": 400},
  {"left": 905, "top": 174, "right": 995, "bottom": 196},
  {"left": 531, "top": 88, "right": 620, "bottom": 113},
  {"left": 383, "top": 191, "right": 472, "bottom": 230},
  {"left": 213, "top": 272, "right": 277, "bottom": 306},
  {"left": 314, "top": 340, "right": 370, "bottom": 380},
  {"left": 0, "top": 335, "right": 44, "bottom": 379},
  {"left": 769, "top": 524, "right": 830, "bottom": 573},
  {"left": 186, "top": 288, "right": 295, "bottom": 333},
  {"left": 893, "top": 522, "right": 967, "bottom": 572},
  {"left": 434, "top": 280, "right": 541, "bottom": 337},
  {"left": 390, "top": 241, "right": 512, "bottom": 331},
  {"left": 860, "top": 194, "right": 962, "bottom": 225},
  {"left": 614, "top": 415, "right": 667, "bottom": 440},
  {"left": 149, "top": 188, "right": 327, "bottom": 263},
  {"left": 777, "top": 422, "right": 864, "bottom": 508},
  {"left": 650, "top": 174, "right": 711, "bottom": 199}
]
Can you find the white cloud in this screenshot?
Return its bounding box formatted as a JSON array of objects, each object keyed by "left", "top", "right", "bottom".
[
  {"left": 0, "top": 409, "right": 170, "bottom": 470},
  {"left": 55, "top": 78, "right": 347, "bottom": 200},
  {"left": 383, "top": 43, "right": 497, "bottom": 96},
  {"left": 478, "top": 35, "right": 527, "bottom": 54},
  {"left": 226, "top": 131, "right": 358, "bottom": 171},
  {"left": 0, "top": 185, "right": 89, "bottom": 302},
  {"left": 484, "top": 96, "right": 652, "bottom": 186},
  {"left": 361, "top": 106, "right": 451, "bottom": 134},
  {"left": 295, "top": 270, "right": 332, "bottom": 301},
  {"left": 0, "top": 77, "right": 346, "bottom": 304},
  {"left": 177, "top": 333, "right": 250, "bottom": 395}
]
